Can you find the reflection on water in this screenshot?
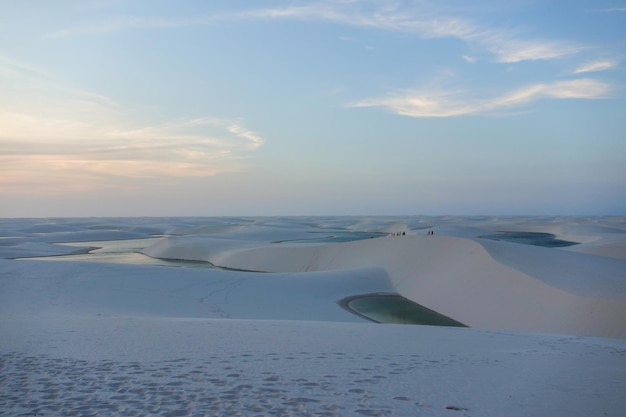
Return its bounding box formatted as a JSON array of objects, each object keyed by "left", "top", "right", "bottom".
[
  {"left": 343, "top": 294, "right": 467, "bottom": 327},
  {"left": 21, "top": 238, "right": 217, "bottom": 269},
  {"left": 478, "top": 231, "right": 578, "bottom": 247}
]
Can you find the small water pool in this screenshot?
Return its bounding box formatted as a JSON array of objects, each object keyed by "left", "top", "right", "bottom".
[
  {"left": 274, "top": 232, "right": 385, "bottom": 244},
  {"left": 341, "top": 294, "right": 467, "bottom": 327},
  {"left": 18, "top": 238, "right": 217, "bottom": 269},
  {"left": 478, "top": 231, "right": 578, "bottom": 248}
]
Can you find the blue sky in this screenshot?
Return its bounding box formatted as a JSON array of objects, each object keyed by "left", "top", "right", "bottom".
[{"left": 1, "top": 0, "right": 625, "bottom": 216}]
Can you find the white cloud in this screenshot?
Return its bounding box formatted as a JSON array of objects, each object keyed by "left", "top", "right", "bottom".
[
  {"left": 45, "top": 1, "right": 581, "bottom": 64},
  {"left": 574, "top": 60, "right": 617, "bottom": 74},
  {"left": 462, "top": 55, "right": 476, "bottom": 63},
  {"left": 249, "top": 2, "right": 581, "bottom": 63},
  {"left": 350, "top": 79, "right": 610, "bottom": 118},
  {"left": 227, "top": 123, "right": 265, "bottom": 149},
  {"left": 45, "top": 15, "right": 208, "bottom": 39},
  {"left": 487, "top": 39, "right": 581, "bottom": 63},
  {"left": 0, "top": 57, "right": 265, "bottom": 193},
  {"left": 597, "top": 7, "right": 626, "bottom": 12}
]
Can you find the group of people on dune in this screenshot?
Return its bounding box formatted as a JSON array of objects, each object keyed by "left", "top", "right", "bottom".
[{"left": 389, "top": 230, "right": 435, "bottom": 236}]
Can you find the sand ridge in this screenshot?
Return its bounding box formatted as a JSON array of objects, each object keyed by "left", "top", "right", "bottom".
[{"left": 144, "top": 229, "right": 626, "bottom": 338}]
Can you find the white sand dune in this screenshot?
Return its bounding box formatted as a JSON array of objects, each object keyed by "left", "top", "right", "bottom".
[
  {"left": 1, "top": 216, "right": 626, "bottom": 416},
  {"left": 145, "top": 232, "right": 626, "bottom": 338},
  {"left": 0, "top": 258, "right": 392, "bottom": 322}
]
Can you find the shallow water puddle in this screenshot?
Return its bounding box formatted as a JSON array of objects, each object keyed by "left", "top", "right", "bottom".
[
  {"left": 17, "top": 238, "right": 218, "bottom": 269},
  {"left": 478, "top": 231, "right": 578, "bottom": 247},
  {"left": 342, "top": 294, "right": 467, "bottom": 327}
]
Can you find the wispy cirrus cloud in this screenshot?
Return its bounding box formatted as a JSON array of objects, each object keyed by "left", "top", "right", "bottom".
[
  {"left": 462, "top": 55, "right": 477, "bottom": 63},
  {"left": 46, "top": 1, "right": 581, "bottom": 64},
  {"left": 45, "top": 15, "right": 218, "bottom": 39},
  {"left": 0, "top": 114, "right": 265, "bottom": 187},
  {"left": 248, "top": 1, "right": 582, "bottom": 63},
  {"left": 248, "top": 0, "right": 599, "bottom": 69},
  {"left": 484, "top": 38, "right": 581, "bottom": 63},
  {"left": 574, "top": 60, "right": 617, "bottom": 74},
  {"left": 597, "top": 7, "right": 626, "bottom": 12},
  {"left": 350, "top": 79, "right": 610, "bottom": 118},
  {"left": 0, "top": 54, "right": 119, "bottom": 110},
  {"left": 0, "top": 56, "right": 265, "bottom": 193}
]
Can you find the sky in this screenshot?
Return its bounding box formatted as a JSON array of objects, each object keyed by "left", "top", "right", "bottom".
[{"left": 1, "top": 0, "right": 625, "bottom": 217}]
